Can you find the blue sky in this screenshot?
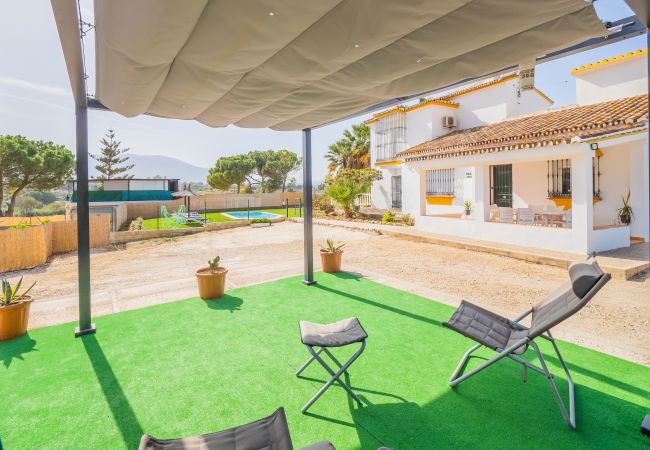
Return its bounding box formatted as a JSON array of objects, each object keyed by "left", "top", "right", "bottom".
[{"left": 0, "top": 1, "right": 645, "bottom": 182}]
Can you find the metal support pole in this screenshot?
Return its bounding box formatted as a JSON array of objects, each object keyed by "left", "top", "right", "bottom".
[
  {"left": 302, "top": 128, "right": 315, "bottom": 285},
  {"left": 74, "top": 103, "right": 95, "bottom": 337}
]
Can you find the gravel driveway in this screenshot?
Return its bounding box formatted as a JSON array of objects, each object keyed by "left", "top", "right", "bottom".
[{"left": 6, "top": 221, "right": 649, "bottom": 365}]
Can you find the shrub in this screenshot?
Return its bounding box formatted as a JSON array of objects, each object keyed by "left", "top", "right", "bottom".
[
  {"left": 401, "top": 213, "right": 414, "bottom": 226},
  {"left": 325, "top": 179, "right": 366, "bottom": 218},
  {"left": 250, "top": 218, "right": 272, "bottom": 224},
  {"left": 312, "top": 193, "right": 333, "bottom": 211},
  {"left": 10, "top": 223, "right": 31, "bottom": 230},
  {"left": 129, "top": 217, "right": 144, "bottom": 231},
  {"left": 33, "top": 202, "right": 66, "bottom": 216},
  {"left": 382, "top": 211, "right": 394, "bottom": 223},
  {"left": 25, "top": 190, "right": 56, "bottom": 205}
]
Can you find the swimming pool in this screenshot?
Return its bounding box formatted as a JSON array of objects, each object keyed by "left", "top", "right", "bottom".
[{"left": 222, "top": 211, "right": 282, "bottom": 220}]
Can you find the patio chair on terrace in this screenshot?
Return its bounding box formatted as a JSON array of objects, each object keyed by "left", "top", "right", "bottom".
[
  {"left": 489, "top": 204, "right": 499, "bottom": 221},
  {"left": 498, "top": 207, "right": 514, "bottom": 223},
  {"left": 552, "top": 210, "right": 572, "bottom": 228},
  {"left": 517, "top": 208, "right": 536, "bottom": 225},
  {"left": 138, "top": 407, "right": 335, "bottom": 450},
  {"left": 443, "top": 257, "right": 611, "bottom": 428}
]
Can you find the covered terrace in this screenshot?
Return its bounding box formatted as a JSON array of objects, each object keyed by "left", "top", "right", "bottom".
[{"left": 2, "top": 0, "right": 649, "bottom": 449}]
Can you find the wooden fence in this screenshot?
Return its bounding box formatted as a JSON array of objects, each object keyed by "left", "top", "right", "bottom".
[
  {"left": 125, "top": 191, "right": 304, "bottom": 220},
  {"left": 0, "top": 215, "right": 110, "bottom": 273}
]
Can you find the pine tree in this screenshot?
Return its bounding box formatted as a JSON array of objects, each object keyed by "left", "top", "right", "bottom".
[{"left": 90, "top": 129, "right": 134, "bottom": 180}]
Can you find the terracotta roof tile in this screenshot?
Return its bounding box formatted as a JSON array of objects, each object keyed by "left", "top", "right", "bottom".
[{"left": 398, "top": 94, "right": 648, "bottom": 162}]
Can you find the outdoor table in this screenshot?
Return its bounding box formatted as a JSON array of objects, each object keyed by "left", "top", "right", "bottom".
[{"left": 535, "top": 210, "right": 566, "bottom": 226}]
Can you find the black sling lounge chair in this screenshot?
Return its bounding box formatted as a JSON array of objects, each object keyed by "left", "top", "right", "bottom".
[
  {"left": 443, "top": 257, "right": 611, "bottom": 429},
  {"left": 138, "top": 407, "right": 335, "bottom": 450}
]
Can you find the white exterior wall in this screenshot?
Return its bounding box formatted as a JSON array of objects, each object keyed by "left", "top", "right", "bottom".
[
  {"left": 129, "top": 179, "right": 167, "bottom": 190},
  {"left": 424, "top": 166, "right": 473, "bottom": 215},
  {"left": 405, "top": 106, "right": 455, "bottom": 148},
  {"left": 371, "top": 165, "right": 401, "bottom": 210},
  {"left": 103, "top": 179, "right": 129, "bottom": 191},
  {"left": 574, "top": 54, "right": 648, "bottom": 105},
  {"left": 511, "top": 161, "right": 555, "bottom": 209},
  {"left": 628, "top": 137, "right": 650, "bottom": 240},
  {"left": 401, "top": 164, "right": 425, "bottom": 217},
  {"left": 455, "top": 79, "right": 550, "bottom": 129},
  {"left": 594, "top": 143, "right": 631, "bottom": 228},
  {"left": 415, "top": 215, "right": 629, "bottom": 254}
]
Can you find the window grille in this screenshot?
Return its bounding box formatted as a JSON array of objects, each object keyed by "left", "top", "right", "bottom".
[
  {"left": 373, "top": 111, "right": 406, "bottom": 162},
  {"left": 547, "top": 158, "right": 601, "bottom": 198},
  {"left": 547, "top": 159, "right": 571, "bottom": 198},
  {"left": 426, "top": 169, "right": 455, "bottom": 195}
]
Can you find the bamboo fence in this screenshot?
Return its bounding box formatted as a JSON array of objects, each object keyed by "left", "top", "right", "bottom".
[{"left": 0, "top": 215, "right": 110, "bottom": 273}]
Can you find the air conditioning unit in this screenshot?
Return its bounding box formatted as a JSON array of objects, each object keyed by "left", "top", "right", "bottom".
[{"left": 443, "top": 116, "right": 457, "bottom": 129}]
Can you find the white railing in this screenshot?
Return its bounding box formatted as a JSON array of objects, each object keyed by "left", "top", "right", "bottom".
[{"left": 355, "top": 193, "right": 372, "bottom": 207}]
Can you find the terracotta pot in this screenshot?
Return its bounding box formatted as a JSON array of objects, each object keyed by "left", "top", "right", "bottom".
[
  {"left": 0, "top": 296, "right": 33, "bottom": 341},
  {"left": 320, "top": 250, "right": 343, "bottom": 273},
  {"left": 195, "top": 267, "right": 228, "bottom": 300}
]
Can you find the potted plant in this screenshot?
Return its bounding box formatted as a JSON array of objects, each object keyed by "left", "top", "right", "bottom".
[
  {"left": 250, "top": 218, "right": 272, "bottom": 228},
  {"left": 616, "top": 191, "right": 633, "bottom": 225},
  {"left": 320, "top": 239, "right": 344, "bottom": 273},
  {"left": 0, "top": 277, "right": 35, "bottom": 341},
  {"left": 464, "top": 200, "right": 472, "bottom": 216},
  {"left": 195, "top": 256, "right": 227, "bottom": 300}
]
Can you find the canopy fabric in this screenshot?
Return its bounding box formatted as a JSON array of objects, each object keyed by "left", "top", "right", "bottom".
[{"left": 92, "top": 0, "right": 606, "bottom": 131}]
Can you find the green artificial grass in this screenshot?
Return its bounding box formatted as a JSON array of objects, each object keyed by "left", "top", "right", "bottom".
[
  {"left": 140, "top": 208, "right": 302, "bottom": 230},
  {"left": 1, "top": 273, "right": 648, "bottom": 449},
  {"left": 141, "top": 212, "right": 233, "bottom": 230}
]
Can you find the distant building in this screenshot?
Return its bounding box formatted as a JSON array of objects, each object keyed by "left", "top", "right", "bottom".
[
  {"left": 65, "top": 178, "right": 180, "bottom": 231},
  {"left": 366, "top": 49, "right": 648, "bottom": 254},
  {"left": 67, "top": 178, "right": 180, "bottom": 202}
]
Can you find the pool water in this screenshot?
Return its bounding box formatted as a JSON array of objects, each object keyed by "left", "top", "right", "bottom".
[{"left": 223, "top": 211, "right": 281, "bottom": 220}]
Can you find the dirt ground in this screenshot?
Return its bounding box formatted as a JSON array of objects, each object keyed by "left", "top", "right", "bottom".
[{"left": 6, "top": 221, "right": 649, "bottom": 366}]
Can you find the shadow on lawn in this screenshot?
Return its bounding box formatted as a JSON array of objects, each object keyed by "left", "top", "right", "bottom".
[
  {"left": 204, "top": 294, "right": 243, "bottom": 313},
  {"left": 304, "top": 362, "right": 649, "bottom": 449},
  {"left": 314, "top": 276, "right": 441, "bottom": 327},
  {"left": 543, "top": 353, "right": 650, "bottom": 400},
  {"left": 0, "top": 333, "right": 37, "bottom": 368},
  {"left": 82, "top": 335, "right": 144, "bottom": 449}
]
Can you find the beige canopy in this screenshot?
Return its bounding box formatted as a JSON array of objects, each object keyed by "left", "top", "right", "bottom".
[
  {"left": 85, "top": 0, "right": 606, "bottom": 131},
  {"left": 50, "top": 0, "right": 644, "bottom": 336}
]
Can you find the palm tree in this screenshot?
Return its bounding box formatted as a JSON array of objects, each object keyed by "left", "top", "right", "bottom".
[
  {"left": 324, "top": 178, "right": 366, "bottom": 218},
  {"left": 325, "top": 124, "right": 370, "bottom": 176}
]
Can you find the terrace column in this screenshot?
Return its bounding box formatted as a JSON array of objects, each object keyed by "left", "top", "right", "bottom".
[
  {"left": 401, "top": 164, "right": 426, "bottom": 218},
  {"left": 302, "top": 128, "right": 315, "bottom": 285},
  {"left": 570, "top": 151, "right": 594, "bottom": 254},
  {"left": 628, "top": 138, "right": 649, "bottom": 241},
  {"left": 472, "top": 165, "right": 490, "bottom": 221},
  {"left": 74, "top": 103, "right": 95, "bottom": 336}
]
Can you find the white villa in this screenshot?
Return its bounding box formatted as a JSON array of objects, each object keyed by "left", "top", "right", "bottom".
[{"left": 367, "top": 49, "right": 649, "bottom": 254}]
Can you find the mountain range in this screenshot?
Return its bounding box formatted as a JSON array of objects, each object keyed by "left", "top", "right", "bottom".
[{"left": 89, "top": 154, "right": 209, "bottom": 182}]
